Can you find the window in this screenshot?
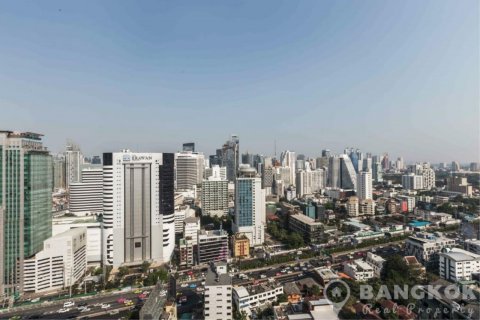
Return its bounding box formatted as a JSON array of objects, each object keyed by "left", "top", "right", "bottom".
[{"left": 135, "top": 242, "right": 142, "bottom": 248}]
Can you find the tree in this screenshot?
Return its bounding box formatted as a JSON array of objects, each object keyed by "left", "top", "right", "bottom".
[
  {"left": 277, "top": 293, "right": 288, "bottom": 303},
  {"left": 117, "top": 266, "right": 129, "bottom": 278},
  {"left": 141, "top": 261, "right": 151, "bottom": 273}
]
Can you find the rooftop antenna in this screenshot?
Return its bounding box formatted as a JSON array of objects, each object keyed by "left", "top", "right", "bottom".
[{"left": 274, "top": 139, "right": 277, "bottom": 158}]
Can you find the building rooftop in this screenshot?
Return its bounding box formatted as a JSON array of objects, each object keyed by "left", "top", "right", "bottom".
[
  {"left": 440, "top": 248, "right": 480, "bottom": 262},
  {"left": 184, "top": 216, "right": 199, "bottom": 224},
  {"left": 235, "top": 281, "right": 281, "bottom": 297},
  {"left": 314, "top": 268, "right": 339, "bottom": 281},
  {"left": 290, "top": 213, "right": 322, "bottom": 226},
  {"left": 205, "top": 263, "right": 231, "bottom": 286}
]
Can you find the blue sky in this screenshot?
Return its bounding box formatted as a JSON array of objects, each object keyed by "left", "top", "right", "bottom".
[{"left": 0, "top": 0, "right": 478, "bottom": 162}]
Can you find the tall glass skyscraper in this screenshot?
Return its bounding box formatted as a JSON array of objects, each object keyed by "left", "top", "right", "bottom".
[{"left": 0, "top": 131, "right": 52, "bottom": 295}]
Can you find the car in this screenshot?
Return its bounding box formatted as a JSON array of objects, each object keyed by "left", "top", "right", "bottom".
[
  {"left": 78, "top": 302, "right": 88, "bottom": 307},
  {"left": 109, "top": 310, "right": 119, "bottom": 315},
  {"left": 30, "top": 298, "right": 40, "bottom": 303},
  {"left": 196, "top": 287, "right": 204, "bottom": 292},
  {"left": 260, "top": 274, "right": 267, "bottom": 279},
  {"left": 63, "top": 301, "right": 75, "bottom": 308},
  {"left": 57, "top": 308, "right": 70, "bottom": 313},
  {"left": 125, "top": 301, "right": 134, "bottom": 306},
  {"left": 134, "top": 289, "right": 142, "bottom": 294},
  {"left": 201, "top": 281, "right": 205, "bottom": 285},
  {"left": 138, "top": 293, "right": 147, "bottom": 299},
  {"left": 117, "top": 298, "right": 126, "bottom": 304},
  {"left": 80, "top": 308, "right": 91, "bottom": 313},
  {"left": 181, "top": 283, "right": 188, "bottom": 288},
  {"left": 93, "top": 303, "right": 102, "bottom": 307},
  {"left": 287, "top": 271, "right": 293, "bottom": 274},
  {"left": 101, "top": 304, "right": 110, "bottom": 309},
  {"left": 189, "top": 283, "right": 197, "bottom": 288},
  {"left": 276, "top": 272, "right": 282, "bottom": 276},
  {"left": 143, "top": 291, "right": 150, "bottom": 295},
  {"left": 179, "top": 296, "right": 187, "bottom": 303}
]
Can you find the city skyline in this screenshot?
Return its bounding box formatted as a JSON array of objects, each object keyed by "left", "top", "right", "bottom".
[{"left": 1, "top": 0, "right": 478, "bottom": 162}]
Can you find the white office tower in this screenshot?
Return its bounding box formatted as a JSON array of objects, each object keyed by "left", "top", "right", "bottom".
[
  {"left": 201, "top": 166, "right": 229, "bottom": 217},
  {"left": 357, "top": 171, "right": 373, "bottom": 200},
  {"left": 280, "top": 150, "right": 296, "bottom": 186},
  {"left": 102, "top": 151, "right": 175, "bottom": 266},
  {"left": 276, "top": 166, "right": 292, "bottom": 186},
  {"left": 396, "top": 157, "right": 405, "bottom": 171},
  {"left": 402, "top": 173, "right": 424, "bottom": 190},
  {"left": 295, "top": 168, "right": 325, "bottom": 197},
  {"left": 69, "top": 167, "right": 103, "bottom": 215},
  {"left": 175, "top": 152, "right": 205, "bottom": 190},
  {"left": 233, "top": 165, "right": 266, "bottom": 247},
  {"left": 65, "top": 142, "right": 83, "bottom": 189},
  {"left": 204, "top": 262, "right": 233, "bottom": 320},
  {"left": 409, "top": 163, "right": 435, "bottom": 190},
  {"left": 24, "top": 228, "right": 87, "bottom": 293},
  {"left": 205, "top": 165, "right": 227, "bottom": 181}
]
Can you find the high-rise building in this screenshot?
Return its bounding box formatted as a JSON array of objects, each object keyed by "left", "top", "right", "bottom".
[
  {"left": 321, "top": 149, "right": 331, "bottom": 158},
  {"left": 53, "top": 155, "right": 66, "bottom": 190},
  {"left": 328, "top": 156, "right": 341, "bottom": 188},
  {"left": 340, "top": 154, "right": 357, "bottom": 190},
  {"left": 451, "top": 161, "right": 461, "bottom": 172},
  {"left": 280, "top": 150, "right": 296, "bottom": 187},
  {"left": 175, "top": 152, "right": 205, "bottom": 190},
  {"left": 102, "top": 151, "right": 175, "bottom": 266},
  {"left": 470, "top": 162, "right": 480, "bottom": 172},
  {"left": 357, "top": 171, "right": 373, "bottom": 201},
  {"left": 220, "top": 135, "right": 239, "bottom": 182},
  {"left": 69, "top": 167, "right": 103, "bottom": 215},
  {"left": 201, "top": 167, "right": 229, "bottom": 217},
  {"left": 0, "top": 131, "right": 53, "bottom": 295},
  {"left": 233, "top": 165, "right": 265, "bottom": 247},
  {"left": 402, "top": 174, "right": 424, "bottom": 190},
  {"left": 372, "top": 161, "right": 383, "bottom": 182},
  {"left": 91, "top": 156, "right": 101, "bottom": 164},
  {"left": 65, "top": 142, "right": 83, "bottom": 189},
  {"left": 182, "top": 142, "right": 195, "bottom": 152},
  {"left": 295, "top": 169, "right": 325, "bottom": 197},
  {"left": 381, "top": 153, "right": 390, "bottom": 171},
  {"left": 205, "top": 165, "right": 227, "bottom": 181},
  {"left": 408, "top": 163, "right": 435, "bottom": 190}
]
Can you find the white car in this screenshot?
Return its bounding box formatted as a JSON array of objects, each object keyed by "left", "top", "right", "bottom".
[
  {"left": 63, "top": 301, "right": 75, "bottom": 308},
  {"left": 81, "top": 308, "right": 91, "bottom": 313},
  {"left": 101, "top": 304, "right": 111, "bottom": 309},
  {"left": 181, "top": 283, "right": 188, "bottom": 288},
  {"left": 58, "top": 308, "right": 70, "bottom": 313}
]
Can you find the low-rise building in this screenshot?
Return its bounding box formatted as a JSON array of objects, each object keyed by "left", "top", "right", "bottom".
[
  {"left": 365, "top": 252, "right": 386, "bottom": 277},
  {"left": 204, "top": 262, "right": 233, "bottom": 320},
  {"left": 24, "top": 228, "right": 87, "bottom": 293},
  {"left": 405, "top": 232, "right": 456, "bottom": 267},
  {"left": 178, "top": 238, "right": 194, "bottom": 268},
  {"left": 343, "top": 259, "right": 374, "bottom": 281},
  {"left": 439, "top": 248, "right": 480, "bottom": 282},
  {"left": 465, "top": 239, "right": 480, "bottom": 255},
  {"left": 359, "top": 199, "right": 375, "bottom": 215},
  {"left": 197, "top": 230, "right": 229, "bottom": 264},
  {"left": 232, "top": 233, "right": 250, "bottom": 258},
  {"left": 233, "top": 281, "right": 284, "bottom": 316},
  {"left": 313, "top": 267, "right": 339, "bottom": 287},
  {"left": 288, "top": 213, "right": 324, "bottom": 244},
  {"left": 183, "top": 216, "right": 200, "bottom": 246},
  {"left": 347, "top": 196, "right": 359, "bottom": 217}
]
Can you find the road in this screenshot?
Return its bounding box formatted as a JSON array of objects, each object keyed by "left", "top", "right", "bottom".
[{"left": 0, "top": 290, "right": 149, "bottom": 320}]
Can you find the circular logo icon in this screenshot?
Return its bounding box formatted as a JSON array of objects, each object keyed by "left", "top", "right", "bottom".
[{"left": 324, "top": 279, "right": 351, "bottom": 314}]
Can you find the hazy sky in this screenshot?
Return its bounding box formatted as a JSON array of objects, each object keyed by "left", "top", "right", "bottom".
[{"left": 0, "top": 0, "right": 478, "bottom": 162}]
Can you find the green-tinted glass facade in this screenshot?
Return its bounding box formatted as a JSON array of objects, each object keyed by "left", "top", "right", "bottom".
[
  {"left": 23, "top": 152, "right": 52, "bottom": 256},
  {"left": 1, "top": 136, "right": 52, "bottom": 294}
]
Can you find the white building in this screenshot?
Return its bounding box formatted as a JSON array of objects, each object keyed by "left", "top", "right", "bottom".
[
  {"left": 201, "top": 166, "right": 229, "bottom": 217},
  {"left": 405, "top": 232, "right": 456, "bottom": 266},
  {"left": 357, "top": 171, "right": 373, "bottom": 200},
  {"left": 295, "top": 168, "right": 325, "bottom": 197},
  {"left": 65, "top": 143, "right": 83, "bottom": 189},
  {"left": 24, "top": 228, "right": 87, "bottom": 293},
  {"left": 233, "top": 165, "right": 266, "bottom": 247},
  {"left": 174, "top": 206, "right": 195, "bottom": 234},
  {"left": 439, "top": 248, "right": 480, "bottom": 282},
  {"left": 183, "top": 217, "right": 200, "bottom": 246},
  {"left": 52, "top": 216, "right": 102, "bottom": 266},
  {"left": 205, "top": 165, "right": 227, "bottom": 181},
  {"left": 280, "top": 150, "right": 296, "bottom": 187},
  {"left": 175, "top": 152, "right": 205, "bottom": 190},
  {"left": 69, "top": 167, "right": 103, "bottom": 215},
  {"left": 365, "top": 252, "right": 385, "bottom": 277},
  {"left": 343, "top": 259, "right": 374, "bottom": 281},
  {"left": 402, "top": 174, "right": 424, "bottom": 190},
  {"left": 102, "top": 151, "right": 175, "bottom": 266},
  {"left": 233, "top": 281, "right": 284, "bottom": 316},
  {"left": 204, "top": 262, "right": 233, "bottom": 320}
]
